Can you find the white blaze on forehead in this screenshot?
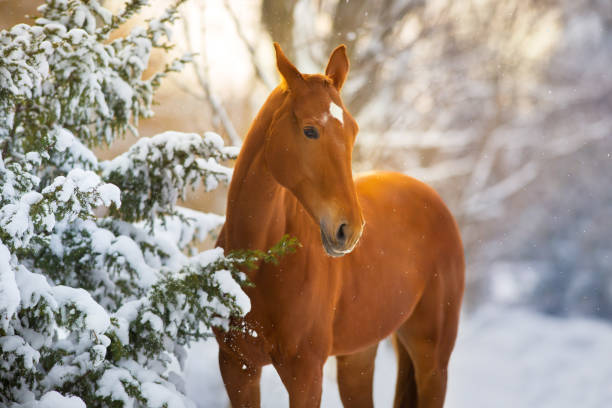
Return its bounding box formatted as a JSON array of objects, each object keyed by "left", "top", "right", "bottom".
[{"left": 329, "top": 101, "right": 344, "bottom": 125}]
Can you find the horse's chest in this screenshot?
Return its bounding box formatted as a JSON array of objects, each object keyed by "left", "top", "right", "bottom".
[
  {"left": 235, "top": 261, "right": 339, "bottom": 348},
  {"left": 249, "top": 274, "right": 337, "bottom": 327}
]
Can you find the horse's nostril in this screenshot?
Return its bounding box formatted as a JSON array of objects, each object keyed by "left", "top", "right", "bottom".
[{"left": 336, "top": 223, "right": 347, "bottom": 244}]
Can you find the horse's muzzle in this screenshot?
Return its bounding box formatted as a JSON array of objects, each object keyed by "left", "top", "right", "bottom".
[{"left": 320, "top": 221, "right": 364, "bottom": 257}]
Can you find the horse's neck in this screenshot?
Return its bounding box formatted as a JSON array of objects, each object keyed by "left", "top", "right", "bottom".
[{"left": 224, "top": 88, "right": 291, "bottom": 252}]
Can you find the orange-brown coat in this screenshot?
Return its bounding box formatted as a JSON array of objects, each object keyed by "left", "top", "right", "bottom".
[{"left": 214, "top": 43, "right": 464, "bottom": 408}]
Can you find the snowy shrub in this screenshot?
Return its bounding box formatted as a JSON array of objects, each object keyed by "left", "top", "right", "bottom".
[{"left": 0, "top": 1, "right": 298, "bottom": 406}]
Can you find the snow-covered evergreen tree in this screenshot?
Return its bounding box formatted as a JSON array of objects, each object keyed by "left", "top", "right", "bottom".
[{"left": 0, "top": 1, "right": 297, "bottom": 406}]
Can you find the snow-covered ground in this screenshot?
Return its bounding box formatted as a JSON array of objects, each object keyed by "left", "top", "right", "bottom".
[{"left": 184, "top": 307, "right": 612, "bottom": 407}]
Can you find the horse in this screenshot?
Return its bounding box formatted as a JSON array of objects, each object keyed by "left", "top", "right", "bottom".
[{"left": 213, "top": 43, "right": 465, "bottom": 408}]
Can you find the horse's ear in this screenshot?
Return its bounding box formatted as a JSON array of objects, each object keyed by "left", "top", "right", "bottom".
[
  {"left": 274, "top": 42, "right": 304, "bottom": 91},
  {"left": 325, "top": 44, "right": 349, "bottom": 91}
]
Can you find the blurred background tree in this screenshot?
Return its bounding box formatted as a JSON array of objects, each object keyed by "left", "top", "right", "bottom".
[{"left": 2, "top": 0, "right": 609, "bottom": 318}]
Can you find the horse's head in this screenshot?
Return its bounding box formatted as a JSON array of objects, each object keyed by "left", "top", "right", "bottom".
[{"left": 265, "top": 43, "right": 364, "bottom": 257}]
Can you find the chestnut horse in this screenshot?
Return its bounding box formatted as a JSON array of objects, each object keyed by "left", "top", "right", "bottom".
[{"left": 214, "top": 43, "right": 464, "bottom": 408}]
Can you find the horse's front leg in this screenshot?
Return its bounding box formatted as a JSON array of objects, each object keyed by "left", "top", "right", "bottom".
[
  {"left": 272, "top": 350, "right": 326, "bottom": 408},
  {"left": 219, "top": 348, "right": 262, "bottom": 407}
]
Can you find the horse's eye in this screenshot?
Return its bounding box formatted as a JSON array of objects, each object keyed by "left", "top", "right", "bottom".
[{"left": 303, "top": 126, "right": 319, "bottom": 139}]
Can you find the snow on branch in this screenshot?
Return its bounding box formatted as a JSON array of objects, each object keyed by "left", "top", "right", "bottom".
[
  {"left": 152, "top": 206, "right": 225, "bottom": 251},
  {"left": 102, "top": 131, "right": 236, "bottom": 224},
  {"left": 0, "top": 167, "right": 120, "bottom": 251},
  {"left": 0, "top": 1, "right": 257, "bottom": 406}
]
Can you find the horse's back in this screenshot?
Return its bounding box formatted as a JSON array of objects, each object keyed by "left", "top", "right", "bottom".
[
  {"left": 354, "top": 171, "right": 463, "bottom": 259},
  {"left": 331, "top": 171, "right": 464, "bottom": 354}
]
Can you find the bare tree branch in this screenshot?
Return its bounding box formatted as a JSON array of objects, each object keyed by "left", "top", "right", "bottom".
[
  {"left": 181, "top": 9, "right": 241, "bottom": 146},
  {"left": 223, "top": 0, "right": 274, "bottom": 90}
]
